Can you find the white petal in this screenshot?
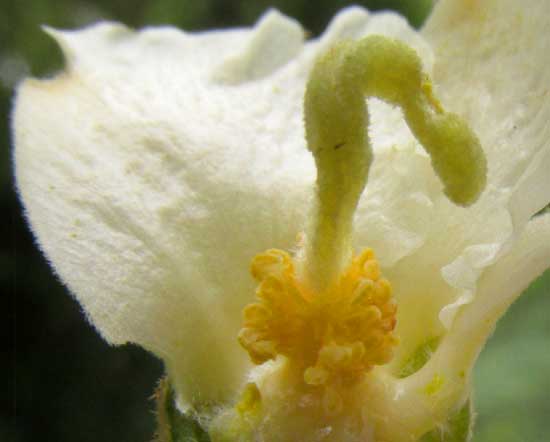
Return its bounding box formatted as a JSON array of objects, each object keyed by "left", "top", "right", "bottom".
[
  {"left": 382, "top": 185, "right": 517, "bottom": 363},
  {"left": 458, "top": 212, "right": 550, "bottom": 346},
  {"left": 356, "top": 142, "right": 438, "bottom": 268},
  {"left": 384, "top": 0, "right": 550, "bottom": 353},
  {"left": 14, "top": 16, "right": 312, "bottom": 407},
  {"left": 509, "top": 144, "right": 550, "bottom": 230},
  {"left": 394, "top": 213, "right": 550, "bottom": 431},
  {"left": 211, "top": 9, "right": 304, "bottom": 84},
  {"left": 403, "top": 212, "right": 550, "bottom": 390},
  {"left": 423, "top": 0, "right": 550, "bottom": 214},
  {"left": 13, "top": 8, "right": 432, "bottom": 406}
]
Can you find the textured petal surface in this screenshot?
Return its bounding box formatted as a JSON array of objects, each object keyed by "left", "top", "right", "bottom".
[
  {"left": 402, "top": 212, "right": 550, "bottom": 399},
  {"left": 379, "top": 0, "right": 550, "bottom": 364},
  {"left": 458, "top": 213, "right": 550, "bottom": 350},
  {"left": 426, "top": 0, "right": 550, "bottom": 305},
  {"left": 424, "top": 0, "right": 550, "bottom": 207},
  {"left": 14, "top": 7, "right": 436, "bottom": 406}
]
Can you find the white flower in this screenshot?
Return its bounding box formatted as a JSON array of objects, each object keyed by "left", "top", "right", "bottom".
[{"left": 13, "top": 1, "right": 550, "bottom": 441}]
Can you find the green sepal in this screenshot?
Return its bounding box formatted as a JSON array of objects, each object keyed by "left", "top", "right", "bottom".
[
  {"left": 154, "top": 377, "right": 211, "bottom": 442},
  {"left": 419, "top": 399, "right": 473, "bottom": 442}
]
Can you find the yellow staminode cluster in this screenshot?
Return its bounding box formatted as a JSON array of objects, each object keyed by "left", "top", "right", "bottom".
[{"left": 238, "top": 248, "right": 398, "bottom": 412}]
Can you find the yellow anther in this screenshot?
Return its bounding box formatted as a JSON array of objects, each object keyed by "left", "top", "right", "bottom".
[
  {"left": 239, "top": 248, "right": 397, "bottom": 413},
  {"left": 351, "top": 341, "right": 366, "bottom": 361},
  {"left": 319, "top": 343, "right": 353, "bottom": 369},
  {"left": 362, "top": 305, "right": 383, "bottom": 323},
  {"left": 351, "top": 279, "right": 375, "bottom": 304},
  {"left": 251, "top": 248, "right": 293, "bottom": 281},
  {"left": 243, "top": 304, "right": 270, "bottom": 324},
  {"left": 363, "top": 259, "right": 381, "bottom": 280},
  {"left": 374, "top": 279, "right": 392, "bottom": 304},
  {"left": 304, "top": 366, "right": 330, "bottom": 386}
]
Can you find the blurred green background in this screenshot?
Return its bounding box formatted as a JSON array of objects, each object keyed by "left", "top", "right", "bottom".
[{"left": 2, "top": 1, "right": 549, "bottom": 441}]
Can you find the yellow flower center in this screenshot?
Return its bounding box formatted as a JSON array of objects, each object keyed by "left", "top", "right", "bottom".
[{"left": 239, "top": 247, "right": 397, "bottom": 410}]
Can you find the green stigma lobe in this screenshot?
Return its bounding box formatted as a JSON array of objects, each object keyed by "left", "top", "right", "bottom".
[{"left": 303, "top": 35, "right": 487, "bottom": 290}]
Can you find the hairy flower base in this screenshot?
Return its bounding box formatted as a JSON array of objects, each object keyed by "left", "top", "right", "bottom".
[
  {"left": 239, "top": 248, "right": 398, "bottom": 415},
  {"left": 210, "top": 361, "right": 389, "bottom": 442}
]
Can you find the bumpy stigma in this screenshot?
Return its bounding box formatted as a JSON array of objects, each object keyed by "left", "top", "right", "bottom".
[
  {"left": 303, "top": 35, "right": 487, "bottom": 292},
  {"left": 239, "top": 248, "right": 397, "bottom": 413}
]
